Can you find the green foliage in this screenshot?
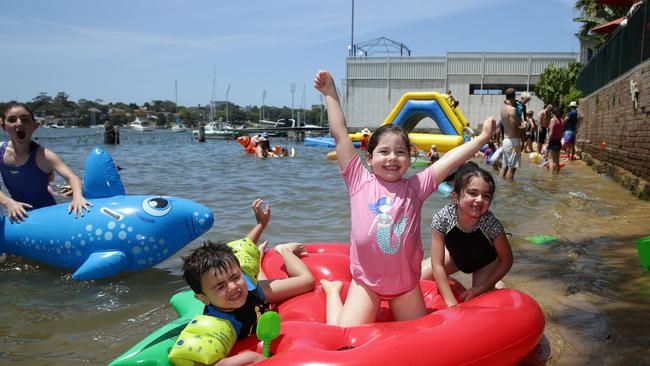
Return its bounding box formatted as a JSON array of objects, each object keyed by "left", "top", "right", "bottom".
[
  {"left": 178, "top": 108, "right": 200, "bottom": 127},
  {"left": 573, "top": 0, "right": 628, "bottom": 51},
  {"left": 563, "top": 87, "right": 583, "bottom": 108},
  {"left": 2, "top": 92, "right": 328, "bottom": 127},
  {"left": 108, "top": 110, "right": 131, "bottom": 126},
  {"left": 150, "top": 100, "right": 177, "bottom": 113},
  {"left": 535, "top": 61, "right": 583, "bottom": 113}
]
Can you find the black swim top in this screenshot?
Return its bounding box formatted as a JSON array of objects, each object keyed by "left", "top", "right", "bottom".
[
  {"left": 0, "top": 141, "right": 56, "bottom": 209},
  {"left": 431, "top": 204, "right": 504, "bottom": 274}
]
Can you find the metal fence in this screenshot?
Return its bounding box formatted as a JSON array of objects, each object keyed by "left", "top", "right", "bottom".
[{"left": 577, "top": 2, "right": 649, "bottom": 95}]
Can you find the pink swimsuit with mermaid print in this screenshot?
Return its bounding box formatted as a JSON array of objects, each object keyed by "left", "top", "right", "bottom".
[{"left": 342, "top": 154, "right": 437, "bottom": 296}]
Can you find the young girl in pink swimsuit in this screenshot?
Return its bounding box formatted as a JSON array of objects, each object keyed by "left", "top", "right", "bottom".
[{"left": 314, "top": 70, "right": 496, "bottom": 326}]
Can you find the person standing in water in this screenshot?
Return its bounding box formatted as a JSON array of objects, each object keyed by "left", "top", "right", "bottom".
[{"left": 0, "top": 104, "right": 91, "bottom": 222}]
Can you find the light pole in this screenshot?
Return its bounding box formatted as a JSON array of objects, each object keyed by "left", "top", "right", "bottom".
[
  {"left": 319, "top": 94, "right": 324, "bottom": 126},
  {"left": 301, "top": 85, "right": 306, "bottom": 123},
  {"left": 290, "top": 83, "right": 296, "bottom": 121},
  {"left": 174, "top": 80, "right": 178, "bottom": 111},
  {"left": 261, "top": 89, "right": 266, "bottom": 121},
  {"left": 350, "top": 0, "right": 355, "bottom": 57},
  {"left": 225, "top": 84, "right": 231, "bottom": 124}
]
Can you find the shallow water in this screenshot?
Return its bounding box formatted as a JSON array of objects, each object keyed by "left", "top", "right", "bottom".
[{"left": 1, "top": 128, "right": 649, "bottom": 365}]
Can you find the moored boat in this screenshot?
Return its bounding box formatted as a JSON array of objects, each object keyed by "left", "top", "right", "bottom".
[{"left": 129, "top": 117, "right": 154, "bottom": 132}]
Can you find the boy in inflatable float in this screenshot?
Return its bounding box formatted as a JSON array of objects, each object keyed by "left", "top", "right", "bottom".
[{"left": 168, "top": 199, "right": 319, "bottom": 366}]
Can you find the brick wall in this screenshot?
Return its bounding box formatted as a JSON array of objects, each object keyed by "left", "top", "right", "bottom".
[{"left": 577, "top": 59, "right": 650, "bottom": 199}]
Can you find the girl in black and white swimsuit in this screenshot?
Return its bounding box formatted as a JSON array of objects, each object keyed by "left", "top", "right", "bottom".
[{"left": 421, "top": 162, "right": 513, "bottom": 308}]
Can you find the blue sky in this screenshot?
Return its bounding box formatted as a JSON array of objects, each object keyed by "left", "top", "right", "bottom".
[{"left": 1, "top": 0, "right": 581, "bottom": 109}]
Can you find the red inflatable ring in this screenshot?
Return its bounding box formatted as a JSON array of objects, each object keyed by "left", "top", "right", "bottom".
[{"left": 227, "top": 243, "right": 545, "bottom": 365}]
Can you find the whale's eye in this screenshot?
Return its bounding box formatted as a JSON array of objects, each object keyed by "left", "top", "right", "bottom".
[{"left": 141, "top": 197, "right": 171, "bottom": 217}]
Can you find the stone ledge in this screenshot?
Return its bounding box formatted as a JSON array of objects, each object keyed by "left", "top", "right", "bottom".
[{"left": 580, "top": 151, "right": 650, "bottom": 200}]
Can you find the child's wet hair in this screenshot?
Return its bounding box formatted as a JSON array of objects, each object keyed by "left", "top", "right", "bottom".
[
  {"left": 2, "top": 104, "right": 35, "bottom": 121},
  {"left": 182, "top": 241, "right": 241, "bottom": 294},
  {"left": 452, "top": 161, "right": 496, "bottom": 196},
  {"left": 366, "top": 124, "right": 411, "bottom": 156}
]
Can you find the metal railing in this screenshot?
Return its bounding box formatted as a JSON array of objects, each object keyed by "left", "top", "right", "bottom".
[{"left": 577, "top": 2, "right": 649, "bottom": 95}]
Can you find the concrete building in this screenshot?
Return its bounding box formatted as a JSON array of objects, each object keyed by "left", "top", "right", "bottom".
[{"left": 341, "top": 52, "right": 579, "bottom": 130}]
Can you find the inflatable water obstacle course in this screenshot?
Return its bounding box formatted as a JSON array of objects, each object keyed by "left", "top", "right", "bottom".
[{"left": 306, "top": 92, "right": 472, "bottom": 153}]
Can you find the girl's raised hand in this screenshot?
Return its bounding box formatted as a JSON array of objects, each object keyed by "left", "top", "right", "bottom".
[
  {"left": 314, "top": 70, "right": 336, "bottom": 96},
  {"left": 479, "top": 117, "right": 497, "bottom": 140}
]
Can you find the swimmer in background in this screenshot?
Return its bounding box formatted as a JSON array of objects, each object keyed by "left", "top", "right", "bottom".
[
  {"left": 428, "top": 144, "right": 440, "bottom": 164},
  {"left": 255, "top": 133, "right": 270, "bottom": 159},
  {"left": 0, "top": 104, "right": 91, "bottom": 222},
  {"left": 480, "top": 141, "right": 497, "bottom": 165},
  {"left": 410, "top": 143, "right": 420, "bottom": 160}
]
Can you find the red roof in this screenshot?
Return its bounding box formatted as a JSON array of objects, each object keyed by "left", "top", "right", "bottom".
[
  {"left": 591, "top": 17, "right": 625, "bottom": 34},
  {"left": 597, "top": 0, "right": 636, "bottom": 6}
]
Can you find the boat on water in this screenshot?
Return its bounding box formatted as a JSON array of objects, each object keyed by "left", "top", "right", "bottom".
[
  {"left": 45, "top": 122, "right": 66, "bottom": 129},
  {"left": 129, "top": 117, "right": 154, "bottom": 132},
  {"left": 171, "top": 115, "right": 188, "bottom": 132},
  {"left": 171, "top": 124, "right": 188, "bottom": 132},
  {"left": 191, "top": 121, "right": 236, "bottom": 139}
]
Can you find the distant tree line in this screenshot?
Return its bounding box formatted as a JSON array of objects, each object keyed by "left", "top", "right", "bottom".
[{"left": 0, "top": 92, "right": 328, "bottom": 128}]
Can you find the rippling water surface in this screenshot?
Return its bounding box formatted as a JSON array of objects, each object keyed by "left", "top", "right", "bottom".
[{"left": 1, "top": 128, "right": 649, "bottom": 365}]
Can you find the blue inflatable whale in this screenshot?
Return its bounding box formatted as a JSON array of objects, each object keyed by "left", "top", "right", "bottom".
[{"left": 0, "top": 147, "right": 214, "bottom": 280}]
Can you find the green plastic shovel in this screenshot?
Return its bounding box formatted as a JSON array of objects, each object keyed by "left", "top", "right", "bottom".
[{"left": 256, "top": 311, "right": 280, "bottom": 358}]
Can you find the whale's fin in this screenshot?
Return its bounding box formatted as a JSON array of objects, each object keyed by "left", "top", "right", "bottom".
[
  {"left": 72, "top": 250, "right": 130, "bottom": 280},
  {"left": 83, "top": 147, "right": 126, "bottom": 199}
]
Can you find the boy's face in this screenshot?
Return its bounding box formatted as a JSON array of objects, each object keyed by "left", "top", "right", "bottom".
[
  {"left": 2, "top": 106, "right": 38, "bottom": 144},
  {"left": 195, "top": 261, "right": 249, "bottom": 311}
]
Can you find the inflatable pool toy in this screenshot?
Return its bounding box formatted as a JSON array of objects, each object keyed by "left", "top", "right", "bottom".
[
  {"left": 305, "top": 137, "right": 361, "bottom": 149},
  {"left": 528, "top": 152, "right": 541, "bottom": 164},
  {"left": 410, "top": 157, "right": 430, "bottom": 169},
  {"left": 436, "top": 181, "right": 453, "bottom": 197},
  {"left": 111, "top": 244, "right": 544, "bottom": 366},
  {"left": 227, "top": 237, "right": 261, "bottom": 283},
  {"left": 236, "top": 135, "right": 258, "bottom": 154},
  {"left": 309, "top": 92, "right": 473, "bottom": 152},
  {"left": 271, "top": 147, "right": 295, "bottom": 158},
  {"left": 237, "top": 135, "right": 295, "bottom": 158},
  {"left": 0, "top": 147, "right": 214, "bottom": 280},
  {"left": 526, "top": 235, "right": 559, "bottom": 245},
  {"left": 636, "top": 236, "right": 650, "bottom": 271},
  {"left": 168, "top": 314, "right": 237, "bottom": 365},
  {"left": 110, "top": 243, "right": 545, "bottom": 366},
  {"left": 381, "top": 92, "right": 471, "bottom": 151}
]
